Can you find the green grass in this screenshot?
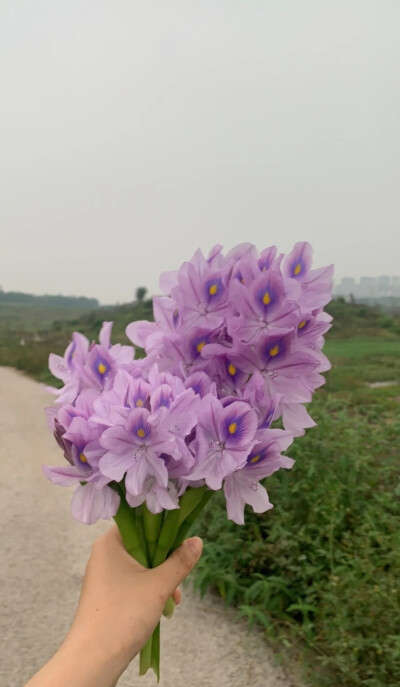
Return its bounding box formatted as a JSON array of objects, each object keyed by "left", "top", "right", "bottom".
[
  {"left": 323, "top": 337, "right": 400, "bottom": 395},
  {"left": 0, "top": 300, "right": 151, "bottom": 384},
  {"left": 325, "top": 337, "right": 400, "bottom": 359},
  {"left": 192, "top": 340, "right": 400, "bottom": 687}
]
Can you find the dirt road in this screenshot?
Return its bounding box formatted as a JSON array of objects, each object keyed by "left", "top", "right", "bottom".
[{"left": 0, "top": 367, "right": 296, "bottom": 687}]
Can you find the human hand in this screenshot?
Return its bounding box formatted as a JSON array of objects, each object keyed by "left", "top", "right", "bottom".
[{"left": 67, "top": 526, "right": 203, "bottom": 679}]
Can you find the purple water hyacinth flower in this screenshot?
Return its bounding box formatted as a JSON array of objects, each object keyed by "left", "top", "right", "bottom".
[
  {"left": 170, "top": 262, "right": 229, "bottom": 331},
  {"left": 184, "top": 371, "right": 215, "bottom": 398},
  {"left": 229, "top": 271, "right": 298, "bottom": 343},
  {"left": 230, "top": 256, "right": 260, "bottom": 289},
  {"left": 90, "top": 370, "right": 134, "bottom": 428},
  {"left": 99, "top": 408, "right": 178, "bottom": 497},
  {"left": 297, "top": 265, "right": 334, "bottom": 313},
  {"left": 295, "top": 311, "right": 332, "bottom": 344},
  {"left": 159, "top": 268, "right": 179, "bottom": 295},
  {"left": 150, "top": 383, "right": 173, "bottom": 412},
  {"left": 200, "top": 343, "right": 249, "bottom": 394},
  {"left": 43, "top": 414, "right": 118, "bottom": 524},
  {"left": 225, "top": 242, "right": 258, "bottom": 263},
  {"left": 82, "top": 322, "right": 134, "bottom": 389},
  {"left": 232, "top": 331, "right": 320, "bottom": 404},
  {"left": 224, "top": 474, "right": 273, "bottom": 525},
  {"left": 146, "top": 364, "right": 186, "bottom": 392},
  {"left": 223, "top": 429, "right": 294, "bottom": 524},
  {"left": 49, "top": 416, "right": 74, "bottom": 465},
  {"left": 99, "top": 321, "right": 135, "bottom": 364},
  {"left": 283, "top": 243, "right": 333, "bottom": 312},
  {"left": 48, "top": 332, "right": 90, "bottom": 404},
  {"left": 82, "top": 345, "right": 116, "bottom": 391},
  {"left": 283, "top": 242, "right": 313, "bottom": 281},
  {"left": 157, "top": 327, "right": 216, "bottom": 378},
  {"left": 49, "top": 323, "right": 134, "bottom": 404},
  {"left": 150, "top": 386, "right": 200, "bottom": 470},
  {"left": 237, "top": 373, "right": 280, "bottom": 429},
  {"left": 46, "top": 241, "right": 333, "bottom": 528},
  {"left": 278, "top": 401, "right": 316, "bottom": 436},
  {"left": 258, "top": 246, "right": 278, "bottom": 272},
  {"left": 152, "top": 387, "right": 199, "bottom": 437},
  {"left": 56, "top": 388, "right": 100, "bottom": 433},
  {"left": 44, "top": 455, "right": 120, "bottom": 524},
  {"left": 189, "top": 396, "right": 258, "bottom": 490},
  {"left": 126, "top": 478, "right": 179, "bottom": 514},
  {"left": 126, "top": 297, "right": 180, "bottom": 351},
  {"left": 206, "top": 244, "right": 224, "bottom": 266},
  {"left": 71, "top": 483, "right": 121, "bottom": 524}
]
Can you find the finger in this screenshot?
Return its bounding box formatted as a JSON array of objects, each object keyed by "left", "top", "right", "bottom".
[
  {"left": 172, "top": 587, "right": 182, "bottom": 605},
  {"left": 151, "top": 537, "right": 203, "bottom": 596}
]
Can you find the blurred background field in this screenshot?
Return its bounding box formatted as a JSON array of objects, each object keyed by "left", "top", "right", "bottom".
[{"left": 0, "top": 294, "right": 399, "bottom": 687}]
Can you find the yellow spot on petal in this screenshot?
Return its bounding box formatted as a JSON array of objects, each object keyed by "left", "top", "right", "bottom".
[
  {"left": 240, "top": 277, "right": 245, "bottom": 284},
  {"left": 228, "top": 363, "right": 236, "bottom": 376},
  {"left": 262, "top": 291, "right": 271, "bottom": 305},
  {"left": 135, "top": 398, "right": 144, "bottom": 407},
  {"left": 269, "top": 345, "right": 279, "bottom": 357},
  {"left": 79, "top": 453, "right": 87, "bottom": 463},
  {"left": 250, "top": 454, "right": 261, "bottom": 464},
  {"left": 197, "top": 341, "right": 206, "bottom": 353},
  {"left": 298, "top": 320, "right": 307, "bottom": 329},
  {"left": 98, "top": 362, "right": 107, "bottom": 374},
  {"left": 137, "top": 428, "right": 145, "bottom": 438},
  {"left": 294, "top": 263, "right": 302, "bottom": 276},
  {"left": 228, "top": 422, "right": 237, "bottom": 434},
  {"left": 209, "top": 283, "right": 218, "bottom": 295}
]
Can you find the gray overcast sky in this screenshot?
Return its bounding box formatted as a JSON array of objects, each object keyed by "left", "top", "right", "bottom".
[{"left": 1, "top": 0, "right": 399, "bottom": 304}]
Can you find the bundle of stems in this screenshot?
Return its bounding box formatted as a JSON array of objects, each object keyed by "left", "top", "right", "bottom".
[{"left": 112, "top": 483, "right": 213, "bottom": 681}]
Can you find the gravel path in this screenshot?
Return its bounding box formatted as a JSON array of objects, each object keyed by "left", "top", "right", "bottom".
[{"left": 0, "top": 367, "right": 298, "bottom": 687}]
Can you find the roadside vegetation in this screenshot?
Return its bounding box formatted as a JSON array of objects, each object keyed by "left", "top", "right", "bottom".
[
  {"left": 0, "top": 295, "right": 399, "bottom": 686},
  {"left": 194, "top": 299, "right": 400, "bottom": 687}
]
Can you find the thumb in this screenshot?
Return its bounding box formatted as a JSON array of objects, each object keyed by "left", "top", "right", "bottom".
[{"left": 151, "top": 537, "right": 203, "bottom": 596}]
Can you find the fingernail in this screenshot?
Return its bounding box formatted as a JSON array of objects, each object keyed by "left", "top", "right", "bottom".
[{"left": 185, "top": 536, "right": 203, "bottom": 557}]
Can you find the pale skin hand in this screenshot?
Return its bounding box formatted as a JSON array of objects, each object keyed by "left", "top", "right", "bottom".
[{"left": 24, "top": 527, "right": 203, "bottom": 687}]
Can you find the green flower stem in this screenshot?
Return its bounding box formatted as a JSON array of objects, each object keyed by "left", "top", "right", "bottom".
[
  {"left": 173, "top": 489, "right": 214, "bottom": 550},
  {"left": 151, "top": 622, "right": 161, "bottom": 682},
  {"left": 135, "top": 505, "right": 152, "bottom": 564},
  {"left": 113, "top": 485, "right": 213, "bottom": 681},
  {"left": 113, "top": 493, "right": 149, "bottom": 568},
  {"left": 162, "top": 597, "right": 176, "bottom": 618},
  {"left": 152, "top": 486, "right": 209, "bottom": 567},
  {"left": 142, "top": 506, "right": 162, "bottom": 564},
  {"left": 139, "top": 634, "right": 153, "bottom": 677}
]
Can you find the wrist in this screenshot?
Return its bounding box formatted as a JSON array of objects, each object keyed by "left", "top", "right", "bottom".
[{"left": 60, "top": 626, "right": 127, "bottom": 687}]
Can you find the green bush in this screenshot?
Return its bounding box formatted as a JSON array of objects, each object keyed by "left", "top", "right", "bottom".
[{"left": 193, "top": 391, "right": 400, "bottom": 687}]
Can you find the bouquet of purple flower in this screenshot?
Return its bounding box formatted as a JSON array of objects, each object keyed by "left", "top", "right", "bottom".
[{"left": 44, "top": 242, "right": 333, "bottom": 679}]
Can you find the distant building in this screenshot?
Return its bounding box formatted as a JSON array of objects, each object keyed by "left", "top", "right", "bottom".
[
  {"left": 392, "top": 276, "right": 400, "bottom": 297},
  {"left": 336, "top": 277, "right": 355, "bottom": 297},
  {"left": 333, "top": 275, "right": 400, "bottom": 301},
  {"left": 359, "top": 277, "right": 377, "bottom": 298},
  {"left": 377, "top": 276, "right": 390, "bottom": 296}
]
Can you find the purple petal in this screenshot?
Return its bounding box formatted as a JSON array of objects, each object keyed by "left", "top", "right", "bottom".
[
  {"left": 99, "top": 321, "right": 113, "bottom": 349},
  {"left": 42, "top": 464, "right": 84, "bottom": 486},
  {"left": 99, "top": 450, "right": 135, "bottom": 482},
  {"left": 281, "top": 402, "right": 316, "bottom": 436},
  {"left": 71, "top": 483, "right": 120, "bottom": 524},
  {"left": 283, "top": 242, "right": 313, "bottom": 280},
  {"left": 219, "top": 401, "right": 258, "bottom": 448}
]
